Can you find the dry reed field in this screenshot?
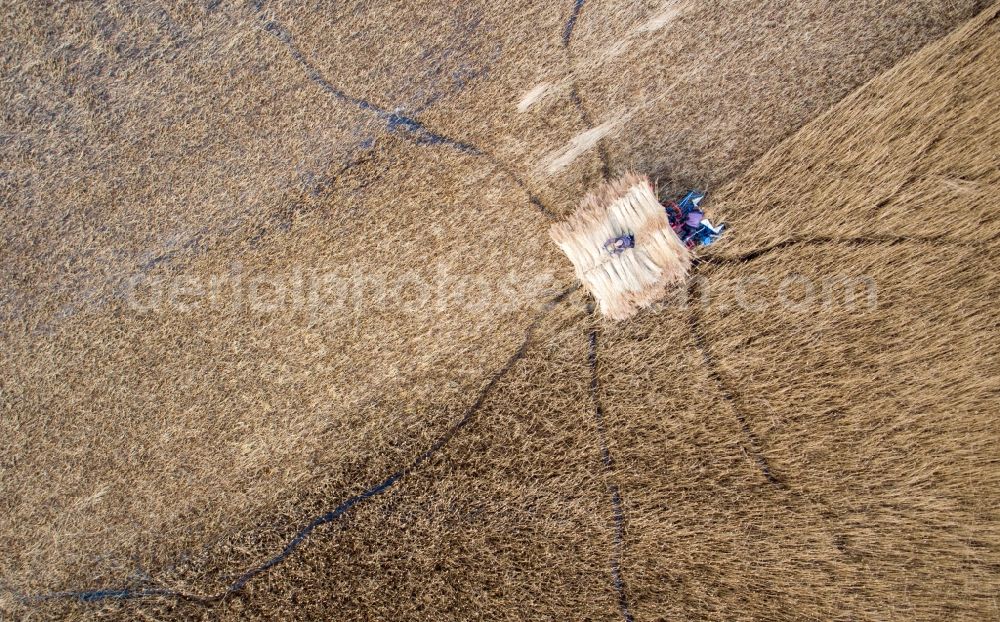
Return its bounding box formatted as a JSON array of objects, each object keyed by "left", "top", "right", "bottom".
[{"left": 2, "top": 0, "right": 998, "bottom": 620}]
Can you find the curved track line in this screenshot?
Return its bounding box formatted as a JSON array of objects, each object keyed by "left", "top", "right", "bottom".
[
  {"left": 685, "top": 278, "right": 783, "bottom": 487},
  {"left": 699, "top": 233, "right": 991, "bottom": 265},
  {"left": 254, "top": 4, "right": 556, "bottom": 220},
  {"left": 23, "top": 285, "right": 578, "bottom": 606},
  {"left": 560, "top": 0, "right": 612, "bottom": 180},
  {"left": 562, "top": 0, "right": 587, "bottom": 45}
]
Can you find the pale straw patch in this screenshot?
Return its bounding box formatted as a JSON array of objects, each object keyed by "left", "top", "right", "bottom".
[{"left": 550, "top": 173, "right": 691, "bottom": 320}]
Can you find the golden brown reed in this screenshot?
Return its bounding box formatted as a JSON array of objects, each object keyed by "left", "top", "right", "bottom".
[{"left": 2, "top": 1, "right": 998, "bottom": 620}]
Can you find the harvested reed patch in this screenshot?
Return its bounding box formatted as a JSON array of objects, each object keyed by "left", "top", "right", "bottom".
[{"left": 550, "top": 173, "right": 690, "bottom": 319}]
